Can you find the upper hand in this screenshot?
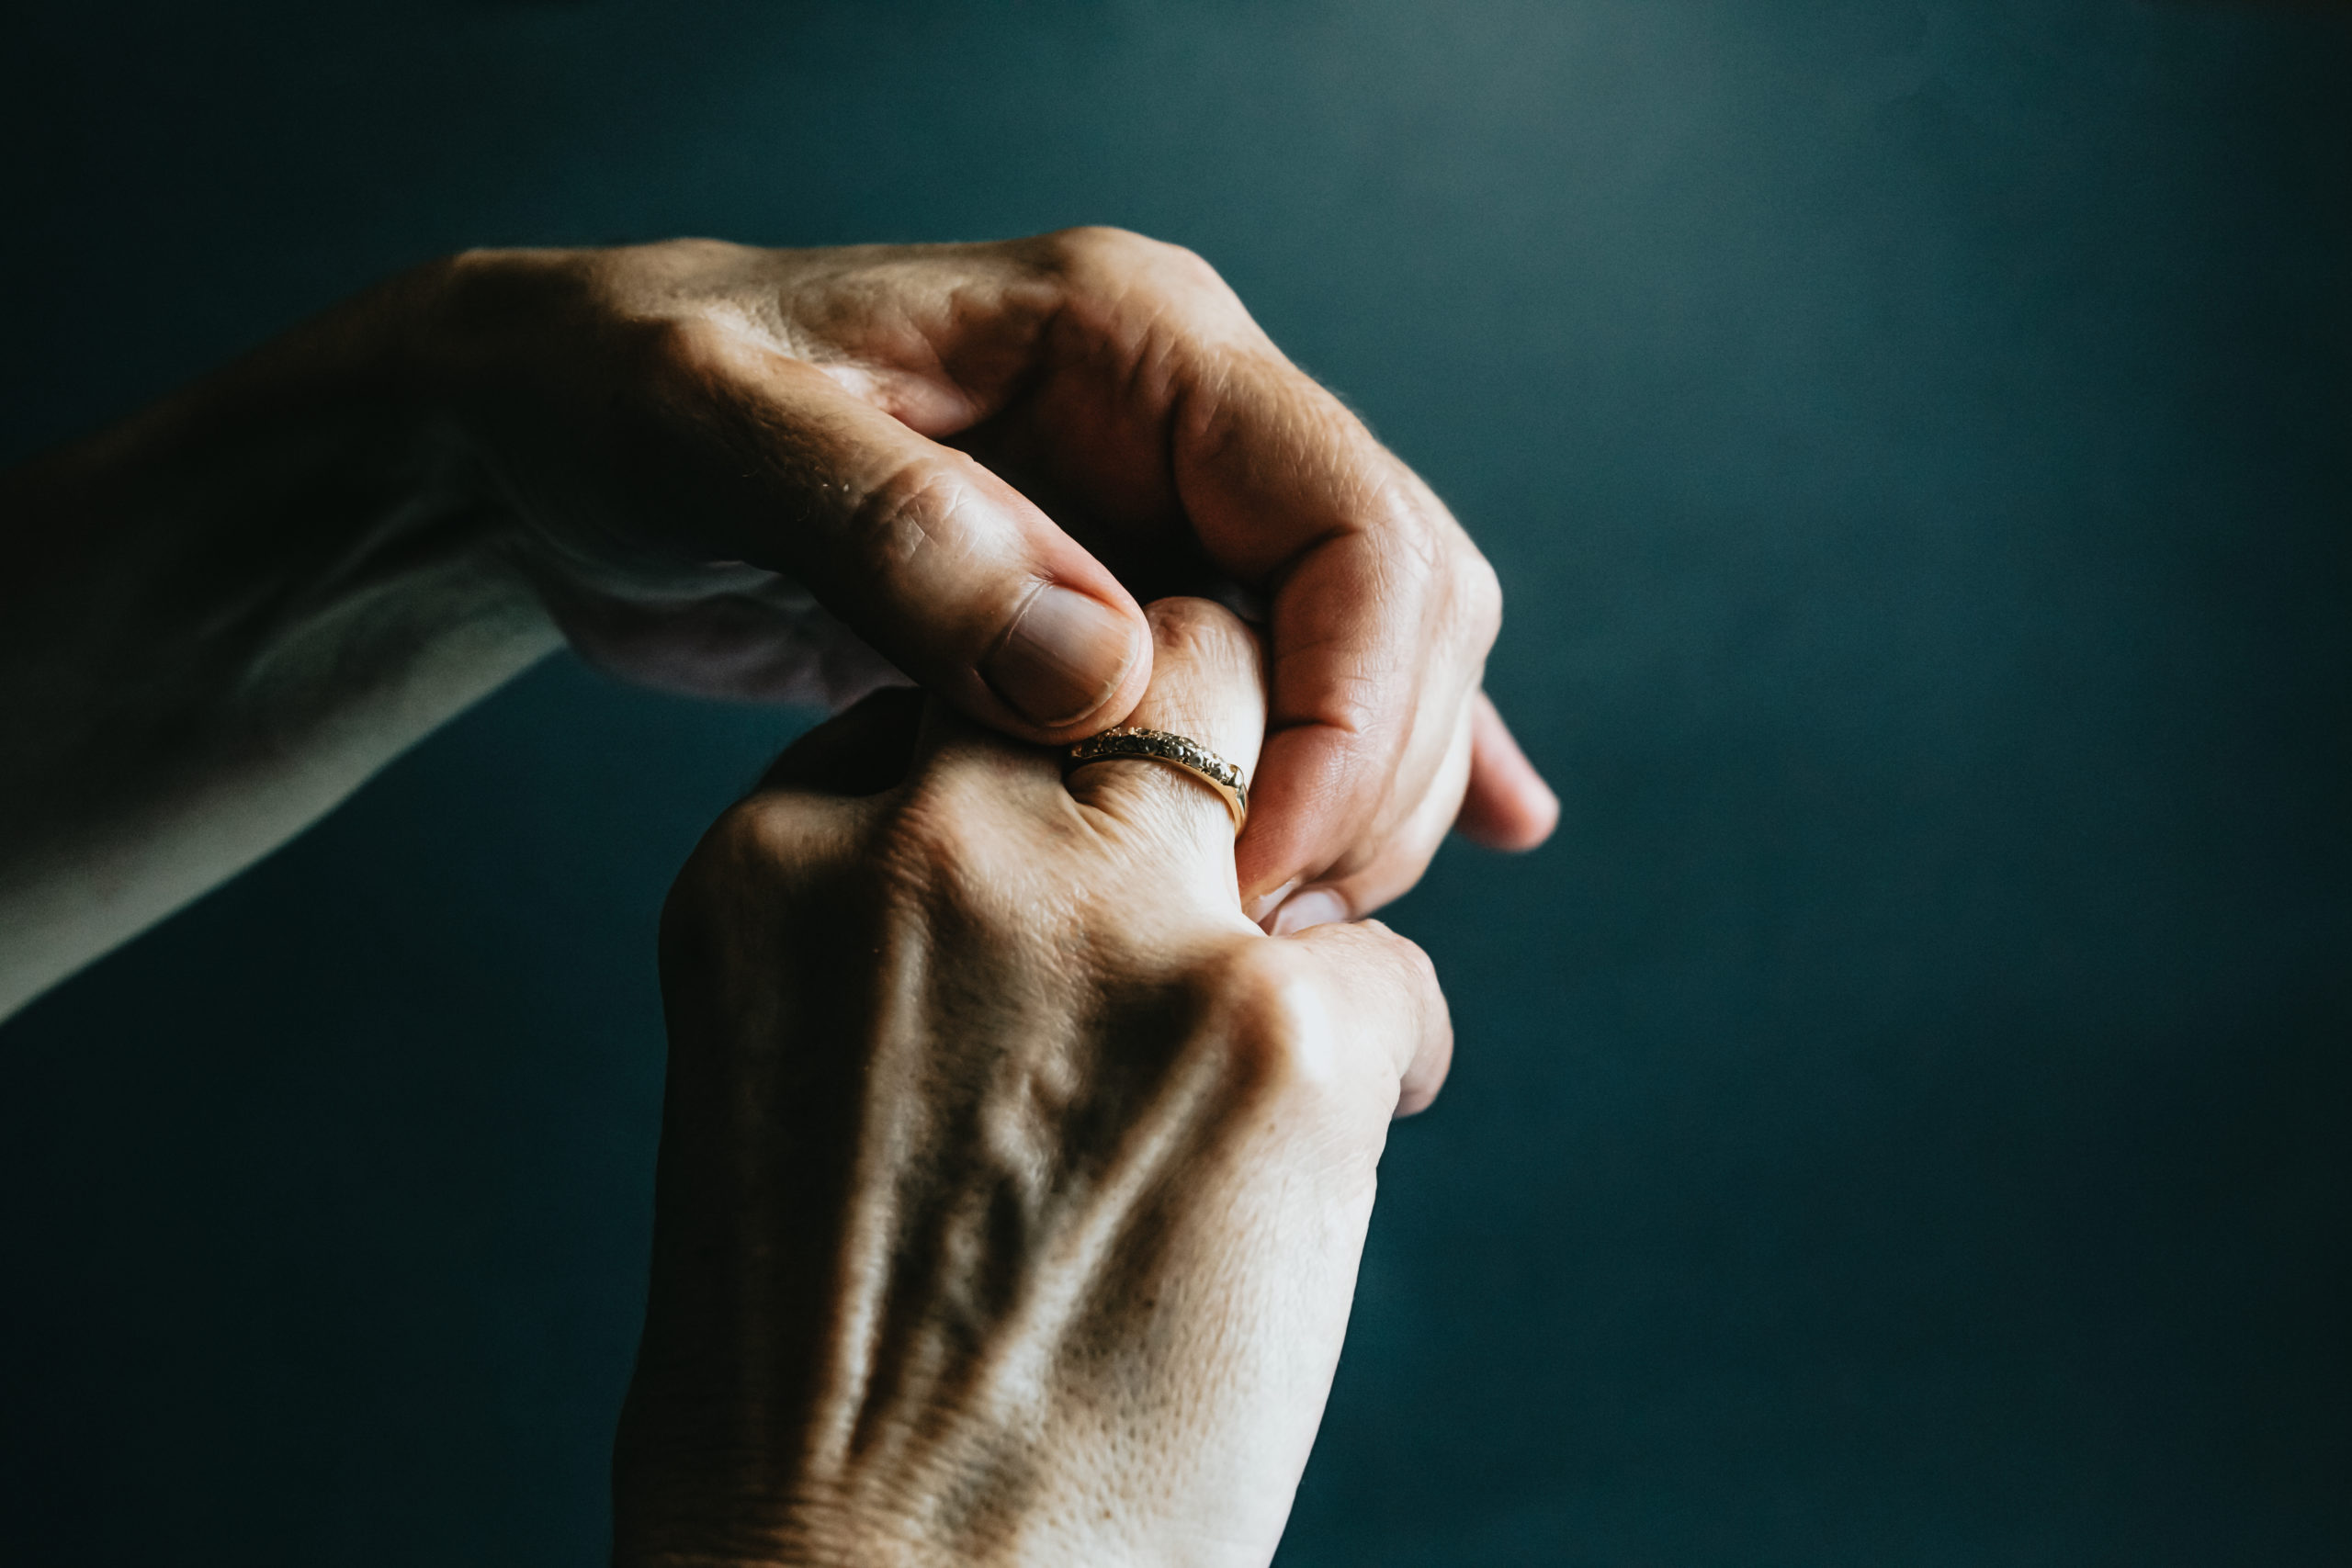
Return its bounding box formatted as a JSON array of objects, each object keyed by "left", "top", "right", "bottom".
[{"left": 425, "top": 229, "right": 1555, "bottom": 926}]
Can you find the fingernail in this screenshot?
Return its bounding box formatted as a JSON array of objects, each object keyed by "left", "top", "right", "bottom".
[
  {"left": 982, "top": 585, "right": 1138, "bottom": 728},
  {"left": 1248, "top": 878, "right": 1303, "bottom": 929},
  {"left": 1271, "top": 889, "right": 1350, "bottom": 936}
]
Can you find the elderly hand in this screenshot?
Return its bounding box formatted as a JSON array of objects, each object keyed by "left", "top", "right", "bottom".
[
  {"left": 0, "top": 226, "right": 1549, "bottom": 1016},
  {"left": 615, "top": 598, "right": 1452, "bottom": 1567},
  {"left": 432, "top": 229, "right": 1555, "bottom": 929}
]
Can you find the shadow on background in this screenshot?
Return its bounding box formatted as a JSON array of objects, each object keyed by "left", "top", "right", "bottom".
[{"left": 2, "top": 2, "right": 2346, "bottom": 1563}]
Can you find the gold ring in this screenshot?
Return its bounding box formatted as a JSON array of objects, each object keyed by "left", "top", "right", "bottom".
[{"left": 1065, "top": 727, "right": 1249, "bottom": 835}]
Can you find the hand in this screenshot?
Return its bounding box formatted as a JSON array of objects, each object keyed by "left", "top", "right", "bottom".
[
  {"left": 615, "top": 598, "right": 1453, "bottom": 1567},
  {"left": 427, "top": 229, "right": 1557, "bottom": 928}
]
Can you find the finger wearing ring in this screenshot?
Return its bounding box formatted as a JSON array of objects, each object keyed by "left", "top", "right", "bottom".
[{"left": 1065, "top": 728, "right": 1250, "bottom": 836}]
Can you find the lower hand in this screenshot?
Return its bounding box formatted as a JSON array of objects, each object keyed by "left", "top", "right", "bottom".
[{"left": 615, "top": 598, "right": 1452, "bottom": 1566}]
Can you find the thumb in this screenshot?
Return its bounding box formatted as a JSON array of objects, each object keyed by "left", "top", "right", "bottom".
[{"left": 669, "top": 325, "right": 1152, "bottom": 739}]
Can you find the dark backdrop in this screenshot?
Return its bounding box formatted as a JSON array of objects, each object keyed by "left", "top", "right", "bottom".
[{"left": 3, "top": 2, "right": 2346, "bottom": 1563}]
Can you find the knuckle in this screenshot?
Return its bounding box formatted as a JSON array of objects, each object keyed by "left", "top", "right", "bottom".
[
  {"left": 1186, "top": 943, "right": 1345, "bottom": 1107},
  {"left": 1368, "top": 470, "right": 1503, "bottom": 651},
  {"left": 1040, "top": 226, "right": 1238, "bottom": 309},
  {"left": 1039, "top": 223, "right": 1159, "bottom": 274},
  {"left": 862, "top": 773, "right": 1091, "bottom": 979},
  {"left": 843, "top": 457, "right": 966, "bottom": 587},
  {"left": 633, "top": 235, "right": 744, "bottom": 272},
  {"left": 1142, "top": 593, "right": 1243, "bottom": 661},
  {"left": 661, "top": 795, "right": 808, "bottom": 946},
  {"left": 1397, "top": 513, "right": 1502, "bottom": 653},
  {"left": 870, "top": 773, "right": 1011, "bottom": 909},
  {"left": 1453, "top": 543, "right": 1504, "bottom": 643},
  {"left": 613, "top": 310, "right": 726, "bottom": 384},
  {"left": 1142, "top": 238, "right": 1229, "bottom": 296},
  {"left": 592, "top": 238, "right": 750, "bottom": 314},
  {"left": 692, "top": 795, "right": 805, "bottom": 882},
  {"left": 1366, "top": 922, "right": 1442, "bottom": 1000}
]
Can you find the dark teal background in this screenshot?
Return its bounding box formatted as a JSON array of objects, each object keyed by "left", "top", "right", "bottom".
[{"left": 3, "top": 2, "right": 2346, "bottom": 1562}]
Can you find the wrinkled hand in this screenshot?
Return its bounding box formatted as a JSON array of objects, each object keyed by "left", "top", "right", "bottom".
[
  {"left": 615, "top": 599, "right": 1452, "bottom": 1567},
  {"left": 428, "top": 228, "right": 1555, "bottom": 928}
]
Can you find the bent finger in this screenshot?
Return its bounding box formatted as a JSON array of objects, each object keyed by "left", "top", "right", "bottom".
[
  {"left": 1453, "top": 691, "right": 1559, "bottom": 851},
  {"left": 1267, "top": 694, "right": 1476, "bottom": 934},
  {"left": 1164, "top": 353, "right": 1498, "bottom": 903},
  {"left": 1287, "top": 919, "right": 1455, "bottom": 1118}
]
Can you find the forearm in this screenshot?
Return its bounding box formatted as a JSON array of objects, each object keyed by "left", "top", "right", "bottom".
[{"left": 0, "top": 265, "right": 557, "bottom": 1019}]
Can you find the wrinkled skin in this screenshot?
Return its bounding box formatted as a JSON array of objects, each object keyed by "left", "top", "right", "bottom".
[
  {"left": 0, "top": 224, "right": 1550, "bottom": 1019},
  {"left": 435, "top": 228, "right": 1555, "bottom": 929},
  {"left": 617, "top": 599, "right": 1453, "bottom": 1567}
]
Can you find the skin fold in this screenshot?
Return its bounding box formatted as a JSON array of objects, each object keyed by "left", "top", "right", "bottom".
[
  {"left": 618, "top": 599, "right": 1453, "bottom": 1567},
  {"left": 0, "top": 228, "right": 1555, "bottom": 1021}
]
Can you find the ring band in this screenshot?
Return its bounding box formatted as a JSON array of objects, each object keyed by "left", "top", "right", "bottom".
[{"left": 1065, "top": 727, "right": 1250, "bottom": 835}]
